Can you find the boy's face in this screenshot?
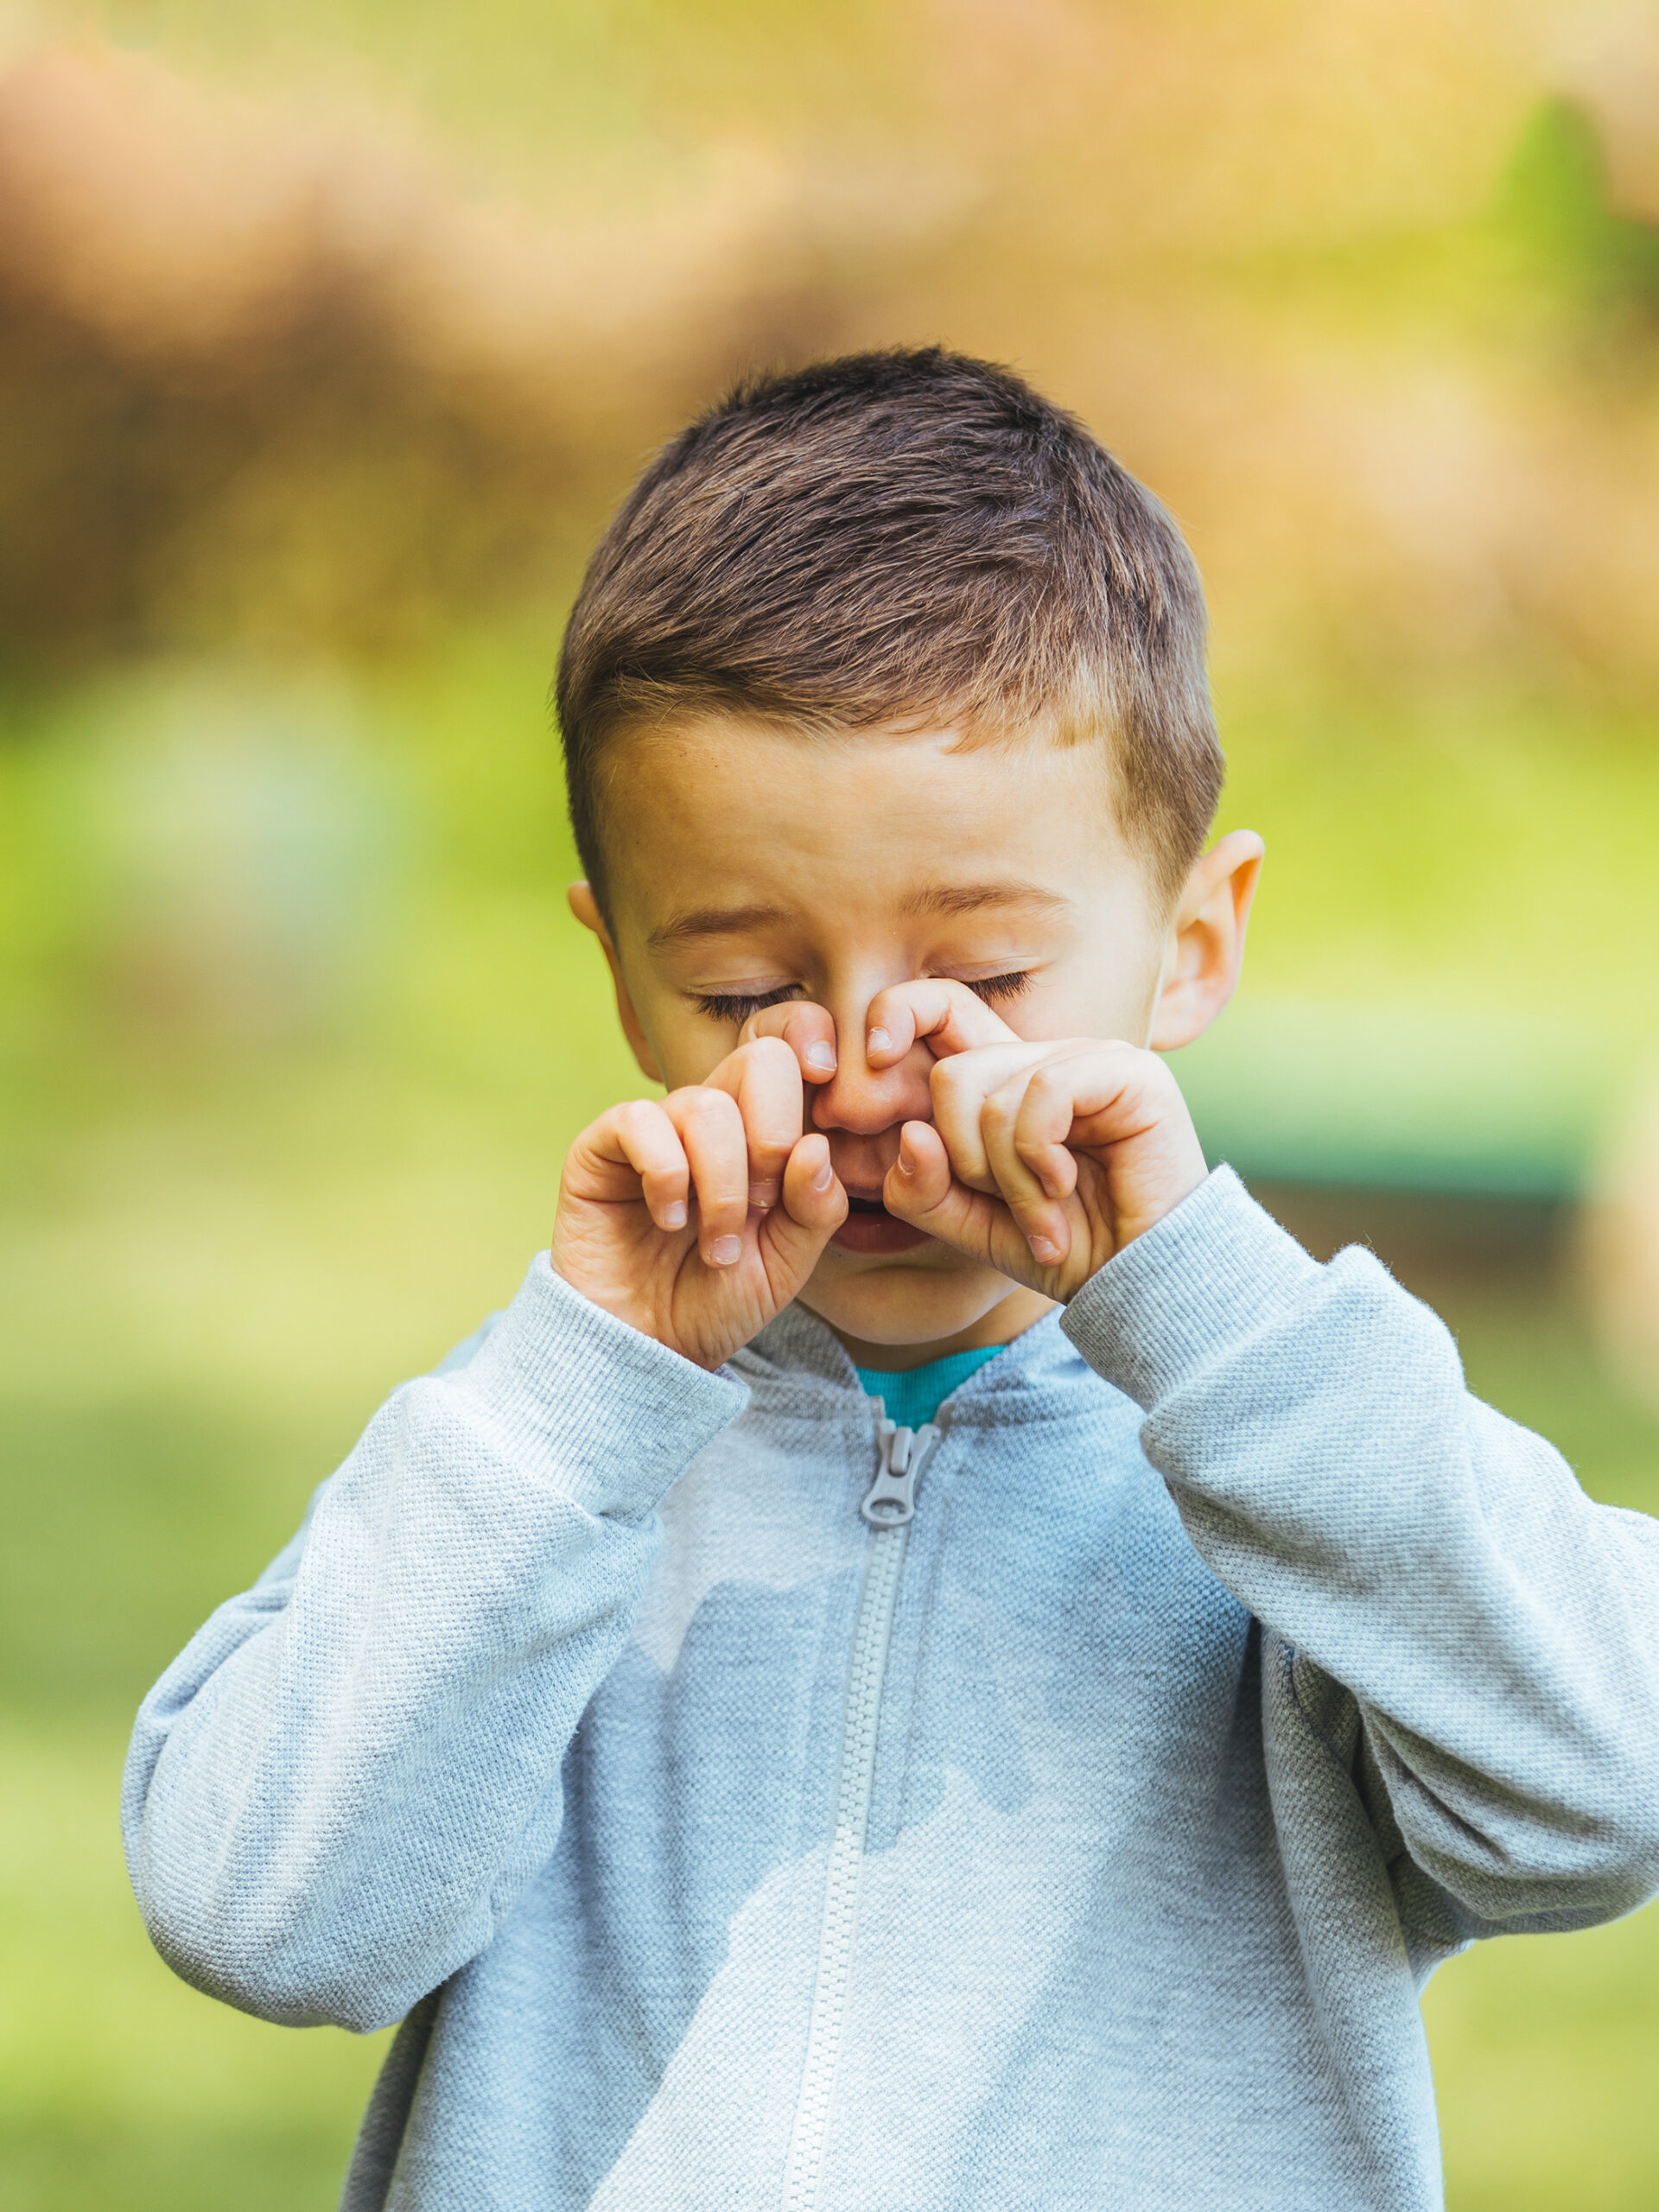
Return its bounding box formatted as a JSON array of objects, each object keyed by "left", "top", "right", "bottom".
[{"left": 575, "top": 717, "right": 1242, "bottom": 1354}]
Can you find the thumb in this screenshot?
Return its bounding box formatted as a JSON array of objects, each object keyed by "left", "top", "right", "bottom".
[
  {"left": 883, "top": 1122, "right": 1007, "bottom": 1267},
  {"left": 887, "top": 1122, "right": 1077, "bottom": 1293},
  {"left": 758, "top": 1134, "right": 848, "bottom": 1293}
]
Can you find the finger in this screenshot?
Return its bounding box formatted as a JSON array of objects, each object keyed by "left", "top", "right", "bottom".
[
  {"left": 864, "top": 978, "right": 1023, "bottom": 1069},
  {"left": 569, "top": 1100, "right": 691, "bottom": 1230},
  {"left": 778, "top": 1132, "right": 846, "bottom": 1232},
  {"left": 769, "top": 1132, "right": 844, "bottom": 1256},
  {"left": 664, "top": 1086, "right": 750, "bottom": 1265},
  {"left": 757, "top": 1130, "right": 848, "bottom": 1281},
  {"left": 886, "top": 1119, "right": 1071, "bottom": 1290},
  {"left": 883, "top": 1119, "right": 1007, "bottom": 1257},
  {"left": 702, "top": 1035, "right": 805, "bottom": 1211},
  {"left": 1055, "top": 1040, "right": 1174, "bottom": 1149},
  {"left": 1035, "top": 1043, "right": 1206, "bottom": 1247},
  {"left": 982, "top": 1066, "right": 1071, "bottom": 1267},
  {"left": 741, "top": 999, "right": 838, "bottom": 1083},
  {"left": 925, "top": 1043, "right": 1045, "bottom": 1192},
  {"left": 925, "top": 1033, "right": 1098, "bottom": 1194},
  {"left": 885, "top": 1117, "right": 953, "bottom": 1213},
  {"left": 1011, "top": 1054, "right": 1089, "bottom": 1206}
]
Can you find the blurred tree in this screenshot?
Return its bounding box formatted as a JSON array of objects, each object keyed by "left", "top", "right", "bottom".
[
  {"left": 1497, "top": 97, "right": 1659, "bottom": 330},
  {"left": 0, "top": 48, "right": 857, "bottom": 676}
]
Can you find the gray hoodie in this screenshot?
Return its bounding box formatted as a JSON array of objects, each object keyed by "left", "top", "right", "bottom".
[{"left": 123, "top": 1168, "right": 1659, "bottom": 2210}]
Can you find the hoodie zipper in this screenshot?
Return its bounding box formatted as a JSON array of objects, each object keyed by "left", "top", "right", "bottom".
[{"left": 779, "top": 1404, "right": 942, "bottom": 2212}]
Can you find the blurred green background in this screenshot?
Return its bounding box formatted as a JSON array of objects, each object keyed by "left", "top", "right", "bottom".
[{"left": 3, "top": 3, "right": 1659, "bottom": 2206}]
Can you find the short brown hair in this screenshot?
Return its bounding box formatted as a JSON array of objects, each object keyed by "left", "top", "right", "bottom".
[{"left": 556, "top": 346, "right": 1223, "bottom": 912}]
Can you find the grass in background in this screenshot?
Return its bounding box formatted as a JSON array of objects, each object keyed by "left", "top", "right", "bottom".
[
  {"left": 1, "top": 631, "right": 632, "bottom": 2209},
  {"left": 1414, "top": 1268, "right": 1659, "bottom": 2211}
]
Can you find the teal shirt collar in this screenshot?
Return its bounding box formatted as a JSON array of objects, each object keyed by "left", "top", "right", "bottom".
[{"left": 853, "top": 1344, "right": 1006, "bottom": 1431}]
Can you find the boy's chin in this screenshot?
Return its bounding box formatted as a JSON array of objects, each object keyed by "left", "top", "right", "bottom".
[{"left": 798, "top": 1237, "right": 1013, "bottom": 1352}]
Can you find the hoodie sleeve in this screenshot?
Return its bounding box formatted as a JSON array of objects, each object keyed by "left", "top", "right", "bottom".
[
  {"left": 1062, "top": 1167, "right": 1659, "bottom": 1936},
  {"left": 122, "top": 1254, "right": 747, "bottom": 2033}
]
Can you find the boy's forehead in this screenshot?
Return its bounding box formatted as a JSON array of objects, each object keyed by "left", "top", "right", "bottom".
[{"left": 605, "top": 714, "right": 1127, "bottom": 922}]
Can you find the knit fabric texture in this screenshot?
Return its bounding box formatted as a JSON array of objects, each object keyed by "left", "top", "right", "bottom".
[
  {"left": 854, "top": 1343, "right": 1004, "bottom": 1429},
  {"left": 123, "top": 1168, "right": 1659, "bottom": 2211}
]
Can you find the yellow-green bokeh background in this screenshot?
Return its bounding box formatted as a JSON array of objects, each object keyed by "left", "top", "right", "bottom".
[{"left": 3, "top": 5, "right": 1659, "bottom": 2206}]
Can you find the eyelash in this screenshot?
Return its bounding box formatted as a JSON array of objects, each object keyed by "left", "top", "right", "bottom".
[
  {"left": 690, "top": 972, "right": 1033, "bottom": 1024},
  {"left": 691, "top": 984, "right": 804, "bottom": 1024},
  {"left": 963, "top": 971, "right": 1033, "bottom": 1004}
]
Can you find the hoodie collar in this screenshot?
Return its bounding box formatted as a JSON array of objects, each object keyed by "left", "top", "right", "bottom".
[{"left": 732, "top": 1300, "right": 1106, "bottom": 1428}]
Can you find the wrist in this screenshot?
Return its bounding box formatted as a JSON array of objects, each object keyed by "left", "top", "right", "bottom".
[
  {"left": 1063, "top": 1166, "right": 1319, "bottom": 1407},
  {"left": 459, "top": 1253, "right": 750, "bottom": 1516}
]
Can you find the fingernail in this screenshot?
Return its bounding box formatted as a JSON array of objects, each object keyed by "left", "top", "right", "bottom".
[
  {"left": 748, "top": 1180, "right": 779, "bottom": 1211},
  {"left": 811, "top": 1159, "right": 835, "bottom": 1192},
  {"left": 709, "top": 1235, "right": 742, "bottom": 1267},
  {"left": 805, "top": 1041, "right": 836, "bottom": 1071},
  {"left": 867, "top": 1027, "right": 891, "bottom": 1055},
  {"left": 662, "top": 1200, "right": 688, "bottom": 1230},
  {"left": 894, "top": 1147, "right": 915, "bottom": 1177},
  {"left": 1028, "top": 1234, "right": 1061, "bottom": 1264}
]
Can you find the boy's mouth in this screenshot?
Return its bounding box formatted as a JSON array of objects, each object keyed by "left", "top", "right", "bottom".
[{"left": 830, "top": 1191, "right": 931, "bottom": 1257}]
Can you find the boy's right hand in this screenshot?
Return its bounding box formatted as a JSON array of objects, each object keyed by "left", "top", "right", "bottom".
[{"left": 551, "top": 1035, "right": 847, "bottom": 1370}]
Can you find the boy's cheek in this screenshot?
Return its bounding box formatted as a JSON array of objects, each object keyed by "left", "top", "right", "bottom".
[{"left": 639, "top": 1008, "right": 732, "bottom": 1092}]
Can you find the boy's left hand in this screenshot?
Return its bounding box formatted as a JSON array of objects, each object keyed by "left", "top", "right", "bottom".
[{"left": 864, "top": 981, "right": 1208, "bottom": 1299}]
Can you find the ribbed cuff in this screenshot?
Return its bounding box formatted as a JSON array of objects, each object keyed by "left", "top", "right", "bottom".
[
  {"left": 453, "top": 1253, "right": 750, "bottom": 1519},
  {"left": 1062, "top": 1166, "right": 1321, "bottom": 1411}
]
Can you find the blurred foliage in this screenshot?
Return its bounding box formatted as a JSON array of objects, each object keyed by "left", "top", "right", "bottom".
[
  {"left": 1497, "top": 99, "right": 1659, "bottom": 330},
  {"left": 3, "top": 3, "right": 1659, "bottom": 2208},
  {"left": 0, "top": 8, "right": 1656, "bottom": 696}
]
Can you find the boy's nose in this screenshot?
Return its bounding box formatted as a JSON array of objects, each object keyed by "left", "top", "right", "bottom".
[{"left": 807, "top": 1033, "right": 935, "bottom": 1139}]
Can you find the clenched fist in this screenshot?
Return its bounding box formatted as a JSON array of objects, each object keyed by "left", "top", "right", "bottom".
[
  {"left": 550, "top": 1035, "right": 845, "bottom": 1370},
  {"left": 861, "top": 981, "right": 1209, "bottom": 1300}
]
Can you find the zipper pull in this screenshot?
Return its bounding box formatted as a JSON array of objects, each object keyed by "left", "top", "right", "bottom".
[{"left": 860, "top": 1410, "right": 941, "bottom": 1529}]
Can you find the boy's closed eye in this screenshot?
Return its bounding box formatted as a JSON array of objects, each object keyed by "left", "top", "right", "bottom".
[
  {"left": 690, "top": 971, "right": 1033, "bottom": 1028},
  {"left": 954, "top": 969, "right": 1033, "bottom": 1006},
  {"left": 690, "top": 983, "right": 805, "bottom": 1025}
]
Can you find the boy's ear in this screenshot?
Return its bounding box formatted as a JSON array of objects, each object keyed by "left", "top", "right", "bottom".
[
  {"left": 568, "top": 881, "right": 664, "bottom": 1084},
  {"left": 1147, "top": 830, "right": 1264, "bottom": 1052}
]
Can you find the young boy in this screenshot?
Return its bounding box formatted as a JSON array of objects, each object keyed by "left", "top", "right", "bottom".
[{"left": 125, "top": 348, "right": 1659, "bottom": 2212}]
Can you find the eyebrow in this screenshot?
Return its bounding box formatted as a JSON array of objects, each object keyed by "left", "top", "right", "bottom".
[
  {"left": 647, "top": 902, "right": 792, "bottom": 952},
  {"left": 647, "top": 881, "right": 1073, "bottom": 952},
  {"left": 899, "top": 880, "right": 1074, "bottom": 922}
]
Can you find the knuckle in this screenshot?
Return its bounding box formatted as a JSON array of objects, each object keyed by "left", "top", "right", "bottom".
[
  {"left": 614, "top": 1102, "right": 666, "bottom": 1153},
  {"left": 682, "top": 1089, "right": 740, "bottom": 1137},
  {"left": 1025, "top": 1066, "right": 1067, "bottom": 1111}
]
